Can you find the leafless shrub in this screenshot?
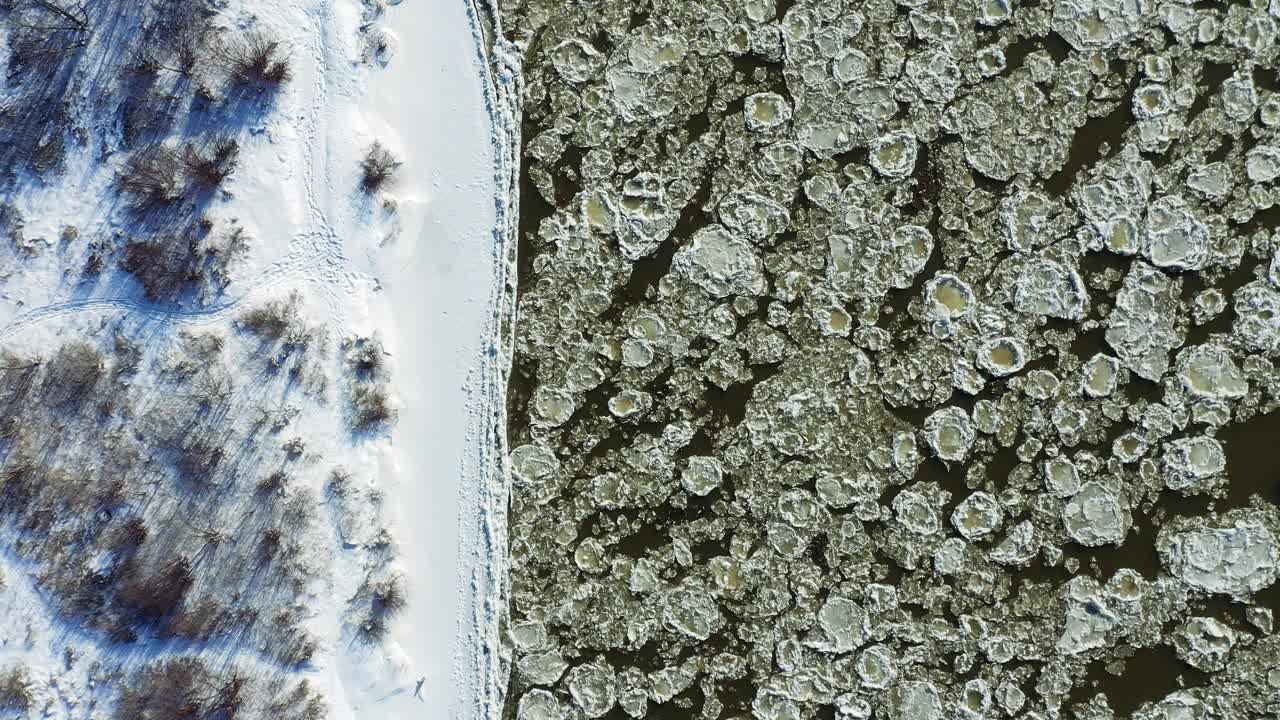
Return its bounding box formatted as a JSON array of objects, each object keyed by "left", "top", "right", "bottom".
[
  {"left": 0, "top": 351, "right": 42, "bottom": 420},
  {"left": 360, "top": 141, "right": 398, "bottom": 193},
  {"left": 0, "top": 664, "right": 32, "bottom": 711},
  {"left": 121, "top": 224, "right": 247, "bottom": 301},
  {"left": 30, "top": 129, "right": 65, "bottom": 175},
  {"left": 266, "top": 679, "right": 327, "bottom": 720},
  {"left": 0, "top": 460, "right": 39, "bottom": 517},
  {"left": 110, "top": 517, "right": 148, "bottom": 550},
  {"left": 0, "top": 202, "right": 25, "bottom": 244},
  {"left": 130, "top": 15, "right": 207, "bottom": 79},
  {"left": 347, "top": 337, "right": 385, "bottom": 379},
  {"left": 350, "top": 384, "right": 394, "bottom": 431},
  {"left": 240, "top": 292, "right": 302, "bottom": 341},
  {"left": 117, "top": 556, "right": 193, "bottom": 620},
  {"left": 256, "top": 469, "right": 290, "bottom": 496},
  {"left": 224, "top": 30, "right": 292, "bottom": 88},
  {"left": 121, "top": 91, "right": 179, "bottom": 146},
  {"left": 121, "top": 236, "right": 191, "bottom": 299},
  {"left": 372, "top": 573, "right": 407, "bottom": 615},
  {"left": 326, "top": 466, "right": 353, "bottom": 497},
  {"left": 117, "top": 143, "right": 183, "bottom": 212},
  {"left": 5, "top": 0, "right": 91, "bottom": 74},
  {"left": 168, "top": 599, "right": 232, "bottom": 641},
  {"left": 356, "top": 613, "right": 387, "bottom": 642},
  {"left": 268, "top": 611, "right": 318, "bottom": 666},
  {"left": 258, "top": 528, "right": 282, "bottom": 564},
  {"left": 116, "top": 658, "right": 209, "bottom": 719},
  {"left": 41, "top": 341, "right": 103, "bottom": 407},
  {"left": 183, "top": 134, "right": 240, "bottom": 188},
  {"left": 174, "top": 437, "right": 225, "bottom": 484}
]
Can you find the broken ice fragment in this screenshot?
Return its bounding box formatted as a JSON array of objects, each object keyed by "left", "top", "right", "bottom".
[
  {"left": 1062, "top": 481, "right": 1130, "bottom": 547},
  {"left": 1002, "top": 190, "right": 1056, "bottom": 252},
  {"left": 568, "top": 661, "right": 617, "bottom": 718},
  {"left": 512, "top": 443, "right": 560, "bottom": 486},
  {"left": 905, "top": 50, "right": 962, "bottom": 103},
  {"left": 1173, "top": 616, "right": 1236, "bottom": 671},
  {"left": 833, "top": 49, "right": 872, "bottom": 83},
  {"left": 1051, "top": 0, "right": 1149, "bottom": 50},
  {"left": 1081, "top": 353, "right": 1121, "bottom": 397},
  {"left": 1104, "top": 568, "right": 1145, "bottom": 604},
  {"left": 1106, "top": 262, "right": 1181, "bottom": 381},
  {"left": 869, "top": 131, "right": 918, "bottom": 179},
  {"left": 1044, "top": 457, "right": 1082, "bottom": 497},
  {"left": 976, "top": 336, "right": 1027, "bottom": 377},
  {"left": 1103, "top": 215, "right": 1141, "bottom": 255},
  {"left": 952, "top": 491, "right": 1003, "bottom": 540},
  {"left": 976, "top": 0, "right": 1012, "bottom": 25},
  {"left": 574, "top": 538, "right": 606, "bottom": 574},
  {"left": 1233, "top": 280, "right": 1280, "bottom": 353},
  {"left": 1175, "top": 344, "right": 1248, "bottom": 400},
  {"left": 893, "top": 487, "right": 942, "bottom": 535},
  {"left": 671, "top": 225, "right": 766, "bottom": 298},
  {"left": 608, "top": 389, "right": 649, "bottom": 418},
  {"left": 976, "top": 46, "right": 1006, "bottom": 77},
  {"left": 518, "top": 689, "right": 564, "bottom": 720},
  {"left": 745, "top": 92, "right": 792, "bottom": 132},
  {"left": 718, "top": 190, "right": 791, "bottom": 243},
  {"left": 1013, "top": 258, "right": 1087, "bottom": 320},
  {"left": 887, "top": 225, "right": 933, "bottom": 289},
  {"left": 924, "top": 273, "right": 973, "bottom": 323},
  {"left": 992, "top": 520, "right": 1038, "bottom": 566},
  {"left": 1057, "top": 592, "right": 1117, "bottom": 655},
  {"left": 615, "top": 174, "right": 676, "bottom": 261},
  {"left": 662, "top": 583, "right": 721, "bottom": 640},
  {"left": 532, "top": 387, "right": 576, "bottom": 426},
  {"left": 924, "top": 406, "right": 976, "bottom": 462},
  {"left": 681, "top": 456, "right": 723, "bottom": 496},
  {"left": 523, "top": 650, "right": 569, "bottom": 685},
  {"left": 620, "top": 339, "right": 654, "bottom": 368},
  {"left": 1246, "top": 145, "right": 1280, "bottom": 183},
  {"left": 1186, "top": 162, "right": 1233, "bottom": 202},
  {"left": 888, "top": 680, "right": 942, "bottom": 720},
  {"left": 1144, "top": 196, "right": 1209, "bottom": 270},
  {"left": 1159, "top": 516, "right": 1280, "bottom": 596},
  {"left": 778, "top": 489, "right": 819, "bottom": 528},
  {"left": 550, "top": 39, "right": 605, "bottom": 84},
  {"left": 1162, "top": 436, "right": 1225, "bottom": 493},
  {"left": 856, "top": 645, "right": 898, "bottom": 689},
  {"left": 815, "top": 595, "right": 868, "bottom": 653}
]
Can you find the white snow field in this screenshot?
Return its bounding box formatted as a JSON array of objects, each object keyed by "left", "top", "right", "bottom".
[
  {"left": 0, "top": 0, "right": 519, "bottom": 717},
  {"left": 349, "top": 0, "right": 519, "bottom": 718}
]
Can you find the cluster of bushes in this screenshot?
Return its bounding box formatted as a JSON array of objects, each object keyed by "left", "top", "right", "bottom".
[
  {"left": 116, "top": 136, "right": 241, "bottom": 212},
  {"left": 1, "top": 1, "right": 291, "bottom": 186},
  {"left": 118, "top": 658, "right": 325, "bottom": 720},
  {"left": 238, "top": 293, "right": 331, "bottom": 396},
  {"left": 0, "top": 1, "right": 299, "bottom": 297},
  {"left": 119, "top": 223, "right": 248, "bottom": 302},
  {"left": 0, "top": 664, "right": 31, "bottom": 712},
  {"left": 0, "top": 333, "right": 329, "bottom": 675},
  {"left": 344, "top": 337, "right": 394, "bottom": 432}
]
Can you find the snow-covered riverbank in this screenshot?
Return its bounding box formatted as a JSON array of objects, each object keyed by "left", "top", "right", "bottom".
[
  {"left": 0, "top": 0, "right": 518, "bottom": 716},
  {"left": 347, "top": 0, "right": 518, "bottom": 717}
]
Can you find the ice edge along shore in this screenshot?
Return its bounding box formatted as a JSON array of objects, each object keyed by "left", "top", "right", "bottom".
[{"left": 451, "top": 2, "right": 522, "bottom": 719}]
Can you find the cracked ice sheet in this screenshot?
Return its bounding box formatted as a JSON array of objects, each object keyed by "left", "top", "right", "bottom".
[{"left": 331, "top": 0, "right": 505, "bottom": 719}]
